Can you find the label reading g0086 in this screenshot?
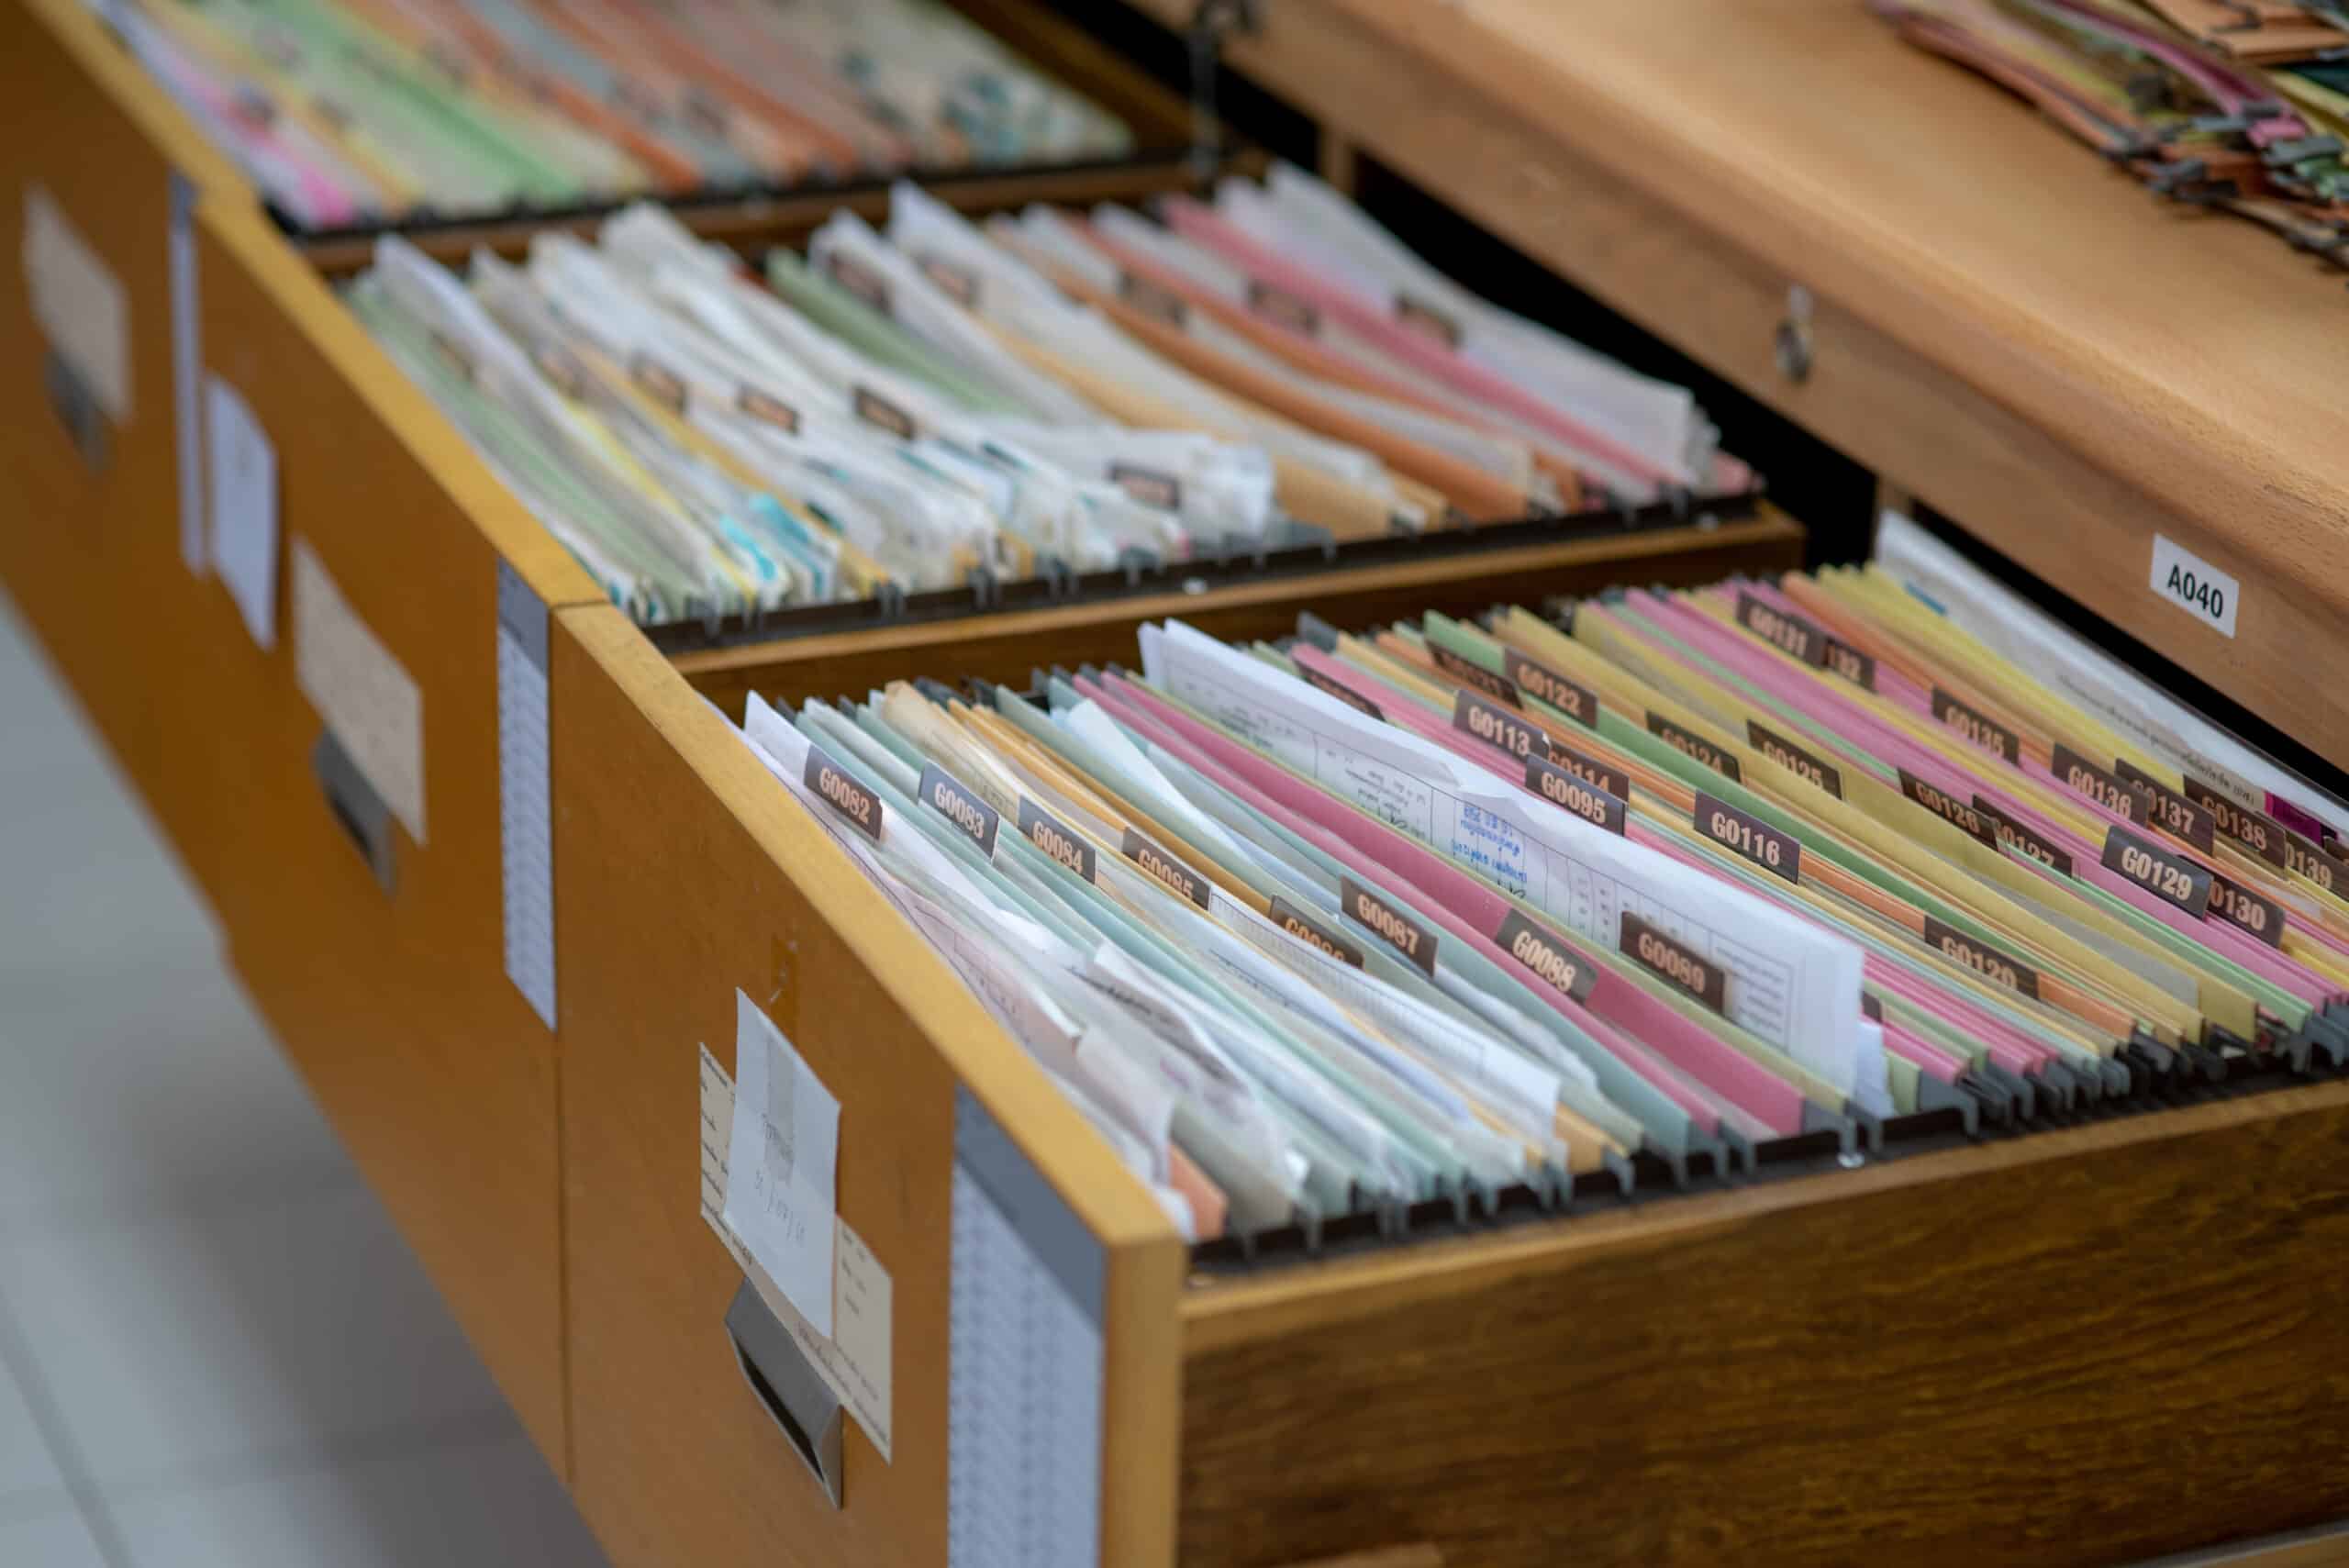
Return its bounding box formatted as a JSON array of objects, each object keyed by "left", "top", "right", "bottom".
[{"left": 2150, "top": 534, "right": 2239, "bottom": 639}]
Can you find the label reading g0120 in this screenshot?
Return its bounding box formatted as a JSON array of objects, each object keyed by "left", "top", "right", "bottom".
[{"left": 2149, "top": 534, "right": 2239, "bottom": 639}]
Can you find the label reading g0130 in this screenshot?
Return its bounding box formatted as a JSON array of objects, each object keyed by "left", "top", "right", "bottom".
[{"left": 2150, "top": 534, "right": 2239, "bottom": 639}]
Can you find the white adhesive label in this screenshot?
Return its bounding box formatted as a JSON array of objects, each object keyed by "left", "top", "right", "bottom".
[
  {"left": 293, "top": 539, "right": 426, "bottom": 841},
  {"left": 2149, "top": 534, "right": 2239, "bottom": 639},
  {"left": 23, "top": 184, "right": 129, "bottom": 423},
  {"left": 206, "top": 375, "right": 278, "bottom": 649},
  {"left": 170, "top": 176, "right": 204, "bottom": 573},
  {"left": 496, "top": 566, "right": 555, "bottom": 1029},
  {"left": 700, "top": 1045, "right": 893, "bottom": 1459}
]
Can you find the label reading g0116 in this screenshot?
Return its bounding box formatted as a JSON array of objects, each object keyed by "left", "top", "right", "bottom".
[
  {"left": 1695, "top": 792, "right": 1799, "bottom": 882},
  {"left": 2150, "top": 534, "right": 2239, "bottom": 639}
]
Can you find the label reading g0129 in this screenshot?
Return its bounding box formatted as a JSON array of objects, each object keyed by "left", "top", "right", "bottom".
[{"left": 2150, "top": 534, "right": 2239, "bottom": 639}]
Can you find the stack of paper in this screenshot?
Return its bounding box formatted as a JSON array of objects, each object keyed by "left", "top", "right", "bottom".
[
  {"left": 91, "top": 0, "right": 1135, "bottom": 230},
  {"left": 1872, "top": 0, "right": 2349, "bottom": 264},
  {"left": 729, "top": 512, "right": 2349, "bottom": 1242},
  {"left": 351, "top": 170, "right": 1742, "bottom": 627}
]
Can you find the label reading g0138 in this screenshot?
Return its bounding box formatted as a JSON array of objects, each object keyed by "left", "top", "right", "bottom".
[{"left": 2150, "top": 534, "right": 2239, "bottom": 639}]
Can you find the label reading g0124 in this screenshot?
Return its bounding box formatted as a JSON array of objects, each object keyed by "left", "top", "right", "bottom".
[{"left": 2150, "top": 534, "right": 2239, "bottom": 639}]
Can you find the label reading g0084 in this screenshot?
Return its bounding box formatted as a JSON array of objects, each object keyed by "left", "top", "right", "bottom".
[{"left": 2150, "top": 534, "right": 2239, "bottom": 639}]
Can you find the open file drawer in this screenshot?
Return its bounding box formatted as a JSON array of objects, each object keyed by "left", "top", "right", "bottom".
[{"left": 555, "top": 590, "right": 2349, "bottom": 1568}]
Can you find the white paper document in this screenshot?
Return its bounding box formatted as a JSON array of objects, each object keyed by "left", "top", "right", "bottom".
[
  {"left": 723, "top": 989, "right": 842, "bottom": 1337},
  {"left": 206, "top": 374, "right": 277, "bottom": 649}
]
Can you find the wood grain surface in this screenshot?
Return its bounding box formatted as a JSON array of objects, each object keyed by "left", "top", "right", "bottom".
[
  {"left": 1177, "top": 1079, "right": 2349, "bottom": 1568},
  {"left": 162, "top": 196, "right": 610, "bottom": 1467},
  {"left": 0, "top": 0, "right": 241, "bottom": 891},
  {"left": 1122, "top": 0, "right": 2349, "bottom": 766},
  {"left": 671, "top": 510, "right": 1805, "bottom": 718},
  {"left": 553, "top": 606, "right": 1183, "bottom": 1568}
]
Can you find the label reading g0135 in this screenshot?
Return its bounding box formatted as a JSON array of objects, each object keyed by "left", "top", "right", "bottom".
[{"left": 2150, "top": 534, "right": 2239, "bottom": 639}]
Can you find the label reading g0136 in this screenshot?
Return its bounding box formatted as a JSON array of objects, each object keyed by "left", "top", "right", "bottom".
[{"left": 2150, "top": 534, "right": 2239, "bottom": 639}]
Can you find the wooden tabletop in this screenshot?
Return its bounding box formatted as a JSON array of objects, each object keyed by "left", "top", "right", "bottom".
[{"left": 1137, "top": 0, "right": 2349, "bottom": 762}]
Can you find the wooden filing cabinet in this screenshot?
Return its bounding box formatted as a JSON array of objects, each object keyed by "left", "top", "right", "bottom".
[
  {"left": 556, "top": 589, "right": 2349, "bottom": 1568},
  {"left": 0, "top": 0, "right": 1809, "bottom": 1518}
]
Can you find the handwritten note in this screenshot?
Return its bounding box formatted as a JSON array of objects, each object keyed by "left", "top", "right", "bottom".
[{"left": 722, "top": 990, "right": 841, "bottom": 1336}]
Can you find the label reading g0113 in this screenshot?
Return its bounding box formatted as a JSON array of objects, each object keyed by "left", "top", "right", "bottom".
[{"left": 2150, "top": 534, "right": 2239, "bottom": 639}]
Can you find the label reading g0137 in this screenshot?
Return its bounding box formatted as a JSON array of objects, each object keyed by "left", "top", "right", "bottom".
[{"left": 2150, "top": 534, "right": 2239, "bottom": 639}]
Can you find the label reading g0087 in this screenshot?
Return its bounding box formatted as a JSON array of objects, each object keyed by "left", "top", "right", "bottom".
[{"left": 2149, "top": 534, "right": 2239, "bottom": 639}]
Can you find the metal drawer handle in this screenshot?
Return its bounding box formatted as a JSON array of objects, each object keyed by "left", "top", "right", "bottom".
[{"left": 724, "top": 1279, "right": 845, "bottom": 1509}]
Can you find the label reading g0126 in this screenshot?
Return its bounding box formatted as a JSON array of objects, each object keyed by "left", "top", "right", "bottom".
[{"left": 2150, "top": 534, "right": 2239, "bottom": 639}]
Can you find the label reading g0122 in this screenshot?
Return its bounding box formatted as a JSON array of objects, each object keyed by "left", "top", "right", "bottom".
[{"left": 2150, "top": 534, "right": 2239, "bottom": 639}]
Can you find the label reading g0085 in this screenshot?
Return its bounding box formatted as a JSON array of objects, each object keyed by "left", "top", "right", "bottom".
[{"left": 2150, "top": 534, "right": 2239, "bottom": 639}]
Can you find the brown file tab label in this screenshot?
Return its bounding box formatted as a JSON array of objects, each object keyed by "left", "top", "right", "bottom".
[
  {"left": 1019, "top": 798, "right": 1096, "bottom": 883},
  {"left": 2115, "top": 762, "right": 2217, "bottom": 852},
  {"left": 1746, "top": 720, "right": 1842, "bottom": 797},
  {"left": 737, "top": 387, "right": 801, "bottom": 434},
  {"left": 1246, "top": 279, "right": 1320, "bottom": 336},
  {"left": 1394, "top": 291, "right": 1463, "bottom": 348},
  {"left": 1931, "top": 688, "right": 2021, "bottom": 764},
  {"left": 1108, "top": 462, "right": 1182, "bottom": 512},
  {"left": 1620, "top": 914, "right": 1725, "bottom": 1012},
  {"left": 1734, "top": 592, "right": 1829, "bottom": 667},
  {"left": 1696, "top": 792, "right": 1800, "bottom": 882},
  {"left": 1455, "top": 689, "right": 1543, "bottom": 762},
  {"left": 1898, "top": 769, "right": 1995, "bottom": 845},
  {"left": 852, "top": 385, "right": 918, "bottom": 440},
  {"left": 2285, "top": 829, "right": 2344, "bottom": 895},
  {"left": 1526, "top": 752, "right": 1627, "bottom": 836},
  {"left": 2208, "top": 873, "right": 2286, "bottom": 948},
  {"left": 2052, "top": 743, "right": 2154, "bottom": 826},
  {"left": 1116, "top": 270, "right": 1187, "bottom": 328},
  {"left": 1920, "top": 917, "right": 2039, "bottom": 999},
  {"left": 1122, "top": 829, "right": 1213, "bottom": 908},
  {"left": 1298, "top": 663, "right": 1383, "bottom": 720},
  {"left": 1495, "top": 909, "right": 1598, "bottom": 1003},
  {"left": 1646, "top": 712, "right": 1742, "bottom": 783},
  {"left": 1861, "top": 991, "right": 1882, "bottom": 1023},
  {"left": 918, "top": 762, "right": 999, "bottom": 860},
  {"left": 2102, "top": 826, "right": 2212, "bottom": 918},
  {"left": 916, "top": 251, "right": 979, "bottom": 307},
  {"left": 827, "top": 251, "right": 892, "bottom": 316},
  {"left": 1500, "top": 649, "right": 1599, "bottom": 728},
  {"left": 1341, "top": 876, "right": 1437, "bottom": 976},
  {"left": 2183, "top": 775, "right": 2287, "bottom": 867},
  {"left": 1430, "top": 644, "right": 1521, "bottom": 706},
  {"left": 1822, "top": 638, "right": 1877, "bottom": 692},
  {"left": 1270, "top": 896, "right": 1364, "bottom": 968},
  {"left": 1538, "top": 742, "right": 1633, "bottom": 814},
  {"left": 529, "top": 343, "right": 589, "bottom": 402},
  {"left": 1973, "top": 798, "right": 2074, "bottom": 875},
  {"left": 805, "top": 746, "right": 883, "bottom": 841},
  {"left": 629, "top": 353, "right": 689, "bottom": 414}
]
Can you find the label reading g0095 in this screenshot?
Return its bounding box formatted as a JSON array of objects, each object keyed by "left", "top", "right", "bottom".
[{"left": 2149, "top": 534, "right": 2238, "bottom": 639}]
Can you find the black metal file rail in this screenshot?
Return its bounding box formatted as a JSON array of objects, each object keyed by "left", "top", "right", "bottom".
[{"left": 641, "top": 484, "right": 1765, "bottom": 657}]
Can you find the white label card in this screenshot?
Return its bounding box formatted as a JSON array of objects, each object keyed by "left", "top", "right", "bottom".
[
  {"left": 722, "top": 991, "right": 841, "bottom": 1337},
  {"left": 293, "top": 539, "right": 426, "bottom": 841},
  {"left": 2148, "top": 534, "right": 2239, "bottom": 639},
  {"left": 206, "top": 374, "right": 277, "bottom": 649},
  {"left": 23, "top": 184, "right": 129, "bottom": 423},
  {"left": 701, "top": 1044, "right": 892, "bottom": 1459}
]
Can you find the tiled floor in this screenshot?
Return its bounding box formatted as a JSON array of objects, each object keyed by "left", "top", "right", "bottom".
[{"left": 0, "top": 595, "right": 608, "bottom": 1566}]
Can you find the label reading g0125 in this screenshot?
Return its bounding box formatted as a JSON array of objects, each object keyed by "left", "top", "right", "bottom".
[{"left": 2149, "top": 534, "right": 2239, "bottom": 639}]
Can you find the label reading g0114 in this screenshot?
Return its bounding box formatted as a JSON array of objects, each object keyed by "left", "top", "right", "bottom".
[{"left": 2150, "top": 534, "right": 2239, "bottom": 639}]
